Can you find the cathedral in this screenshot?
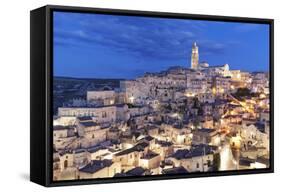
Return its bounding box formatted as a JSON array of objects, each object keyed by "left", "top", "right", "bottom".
[{"left": 190, "top": 42, "right": 230, "bottom": 77}]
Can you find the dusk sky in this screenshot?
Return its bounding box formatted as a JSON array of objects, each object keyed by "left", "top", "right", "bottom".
[{"left": 53, "top": 11, "right": 270, "bottom": 79}]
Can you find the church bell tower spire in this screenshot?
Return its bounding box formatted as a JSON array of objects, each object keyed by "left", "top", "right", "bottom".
[{"left": 191, "top": 42, "right": 199, "bottom": 70}]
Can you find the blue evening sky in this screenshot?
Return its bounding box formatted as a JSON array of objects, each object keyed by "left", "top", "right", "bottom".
[{"left": 53, "top": 11, "right": 270, "bottom": 79}]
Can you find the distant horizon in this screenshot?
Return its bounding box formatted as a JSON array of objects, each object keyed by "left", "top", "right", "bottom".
[
  {"left": 53, "top": 67, "right": 269, "bottom": 80},
  {"left": 54, "top": 11, "right": 270, "bottom": 79}
]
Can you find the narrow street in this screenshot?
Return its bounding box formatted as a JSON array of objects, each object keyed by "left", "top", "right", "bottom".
[{"left": 219, "top": 144, "right": 237, "bottom": 171}]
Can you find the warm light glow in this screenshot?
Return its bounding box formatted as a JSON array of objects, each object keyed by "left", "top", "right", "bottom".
[
  {"left": 260, "top": 93, "right": 266, "bottom": 99},
  {"left": 185, "top": 92, "right": 195, "bottom": 97},
  {"left": 213, "top": 136, "right": 221, "bottom": 145},
  {"left": 212, "top": 87, "right": 216, "bottom": 94},
  {"left": 129, "top": 96, "right": 135, "bottom": 103},
  {"left": 230, "top": 136, "right": 242, "bottom": 149}
]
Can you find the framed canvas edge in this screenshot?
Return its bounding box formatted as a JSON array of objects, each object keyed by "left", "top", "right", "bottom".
[{"left": 35, "top": 4, "right": 274, "bottom": 187}]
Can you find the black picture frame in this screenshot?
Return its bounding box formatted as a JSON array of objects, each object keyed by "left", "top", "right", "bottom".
[{"left": 30, "top": 4, "right": 274, "bottom": 187}]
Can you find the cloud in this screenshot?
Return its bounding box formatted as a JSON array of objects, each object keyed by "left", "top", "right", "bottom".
[
  {"left": 197, "top": 41, "right": 226, "bottom": 56},
  {"left": 54, "top": 12, "right": 228, "bottom": 60}
]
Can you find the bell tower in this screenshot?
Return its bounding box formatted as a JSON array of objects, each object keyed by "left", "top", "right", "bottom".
[{"left": 191, "top": 42, "right": 199, "bottom": 69}]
